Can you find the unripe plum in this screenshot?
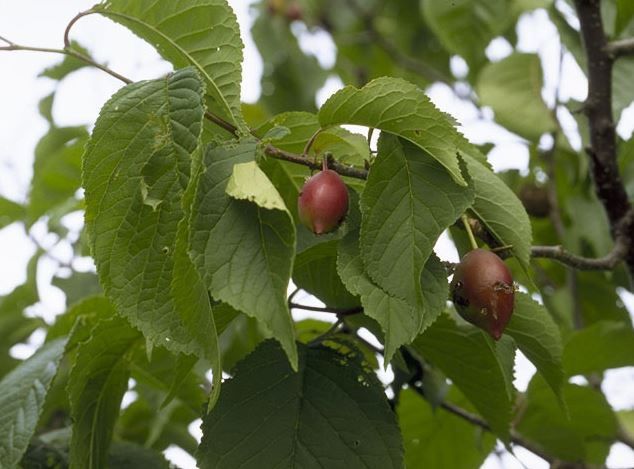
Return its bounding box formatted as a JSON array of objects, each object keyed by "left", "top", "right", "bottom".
[
  {"left": 298, "top": 161, "right": 348, "bottom": 235},
  {"left": 450, "top": 248, "right": 515, "bottom": 340}
]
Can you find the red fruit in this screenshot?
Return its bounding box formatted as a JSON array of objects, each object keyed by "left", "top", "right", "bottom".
[
  {"left": 298, "top": 161, "right": 348, "bottom": 234},
  {"left": 450, "top": 248, "right": 515, "bottom": 340}
]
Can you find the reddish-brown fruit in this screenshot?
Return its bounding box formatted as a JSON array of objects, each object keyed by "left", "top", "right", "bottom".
[
  {"left": 298, "top": 163, "right": 349, "bottom": 235},
  {"left": 285, "top": 2, "right": 303, "bottom": 21},
  {"left": 450, "top": 248, "right": 515, "bottom": 340}
]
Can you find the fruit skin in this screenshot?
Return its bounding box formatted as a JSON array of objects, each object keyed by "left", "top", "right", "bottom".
[
  {"left": 450, "top": 248, "right": 515, "bottom": 340},
  {"left": 298, "top": 166, "right": 349, "bottom": 234}
]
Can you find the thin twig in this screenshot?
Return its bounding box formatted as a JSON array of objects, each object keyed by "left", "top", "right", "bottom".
[
  {"left": 289, "top": 302, "right": 363, "bottom": 317},
  {"left": 0, "top": 41, "right": 132, "bottom": 84},
  {"left": 63, "top": 9, "right": 95, "bottom": 49},
  {"left": 607, "top": 37, "right": 634, "bottom": 59}
]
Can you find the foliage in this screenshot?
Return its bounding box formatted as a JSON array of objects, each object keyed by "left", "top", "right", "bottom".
[{"left": 0, "top": 0, "right": 633, "bottom": 468}]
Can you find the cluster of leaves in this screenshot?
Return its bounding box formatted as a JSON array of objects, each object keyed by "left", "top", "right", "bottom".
[{"left": 0, "top": 0, "right": 633, "bottom": 468}]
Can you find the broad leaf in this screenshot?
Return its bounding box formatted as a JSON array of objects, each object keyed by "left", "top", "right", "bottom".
[
  {"left": 197, "top": 340, "right": 403, "bottom": 468},
  {"left": 563, "top": 321, "right": 634, "bottom": 376},
  {"left": 39, "top": 41, "right": 91, "bottom": 81},
  {"left": 226, "top": 161, "right": 289, "bottom": 212},
  {"left": 411, "top": 313, "right": 513, "bottom": 441},
  {"left": 190, "top": 140, "right": 298, "bottom": 369},
  {"left": 319, "top": 76, "right": 469, "bottom": 186},
  {"left": 95, "top": 0, "right": 244, "bottom": 129},
  {"left": 83, "top": 68, "right": 217, "bottom": 362},
  {"left": 422, "top": 0, "right": 510, "bottom": 69},
  {"left": 293, "top": 240, "right": 361, "bottom": 310},
  {"left": 27, "top": 126, "right": 87, "bottom": 225},
  {"left": 505, "top": 293, "right": 564, "bottom": 402},
  {"left": 0, "top": 196, "right": 24, "bottom": 230},
  {"left": 398, "top": 388, "right": 495, "bottom": 469},
  {"left": 338, "top": 230, "right": 420, "bottom": 361},
  {"left": 477, "top": 53, "right": 556, "bottom": 141},
  {"left": 360, "top": 134, "right": 473, "bottom": 307},
  {"left": 0, "top": 338, "right": 66, "bottom": 468},
  {"left": 516, "top": 375, "right": 618, "bottom": 464},
  {"left": 313, "top": 127, "right": 370, "bottom": 167},
  {"left": 68, "top": 316, "right": 140, "bottom": 469},
  {"left": 463, "top": 154, "right": 532, "bottom": 270}
]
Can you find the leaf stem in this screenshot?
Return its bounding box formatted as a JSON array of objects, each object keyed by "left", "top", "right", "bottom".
[
  {"left": 461, "top": 214, "right": 478, "bottom": 250},
  {"left": 63, "top": 9, "right": 96, "bottom": 49}
]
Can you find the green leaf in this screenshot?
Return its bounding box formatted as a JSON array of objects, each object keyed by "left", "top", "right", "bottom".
[
  {"left": 95, "top": 0, "right": 244, "bottom": 129},
  {"left": 83, "top": 68, "right": 217, "bottom": 362},
  {"left": 613, "top": 57, "right": 634, "bottom": 121},
  {"left": 516, "top": 375, "right": 618, "bottom": 464},
  {"left": 411, "top": 313, "right": 513, "bottom": 441},
  {"left": 68, "top": 316, "right": 140, "bottom": 469},
  {"left": 52, "top": 271, "right": 102, "bottom": 307},
  {"left": 197, "top": 340, "right": 403, "bottom": 469},
  {"left": 252, "top": 15, "right": 327, "bottom": 114},
  {"left": 319, "top": 76, "right": 469, "bottom": 186},
  {"left": 563, "top": 321, "right": 634, "bottom": 376},
  {"left": 0, "top": 196, "right": 25, "bottom": 230},
  {"left": 477, "top": 53, "right": 556, "bottom": 141},
  {"left": 313, "top": 127, "right": 370, "bottom": 167},
  {"left": 27, "top": 126, "right": 87, "bottom": 225},
  {"left": 293, "top": 240, "right": 361, "bottom": 310},
  {"left": 616, "top": 0, "right": 634, "bottom": 35},
  {"left": 463, "top": 154, "right": 532, "bottom": 270},
  {"left": 398, "top": 388, "right": 495, "bottom": 469},
  {"left": 46, "top": 295, "right": 115, "bottom": 346},
  {"left": 0, "top": 338, "right": 67, "bottom": 468},
  {"left": 107, "top": 441, "right": 172, "bottom": 469},
  {"left": 505, "top": 293, "right": 564, "bottom": 402},
  {"left": 226, "top": 161, "right": 289, "bottom": 212},
  {"left": 360, "top": 134, "right": 473, "bottom": 308},
  {"left": 422, "top": 0, "right": 511, "bottom": 69},
  {"left": 39, "top": 41, "right": 91, "bottom": 80},
  {"left": 190, "top": 140, "right": 298, "bottom": 369},
  {"left": 338, "top": 230, "right": 421, "bottom": 362},
  {"left": 256, "top": 112, "right": 319, "bottom": 154}
]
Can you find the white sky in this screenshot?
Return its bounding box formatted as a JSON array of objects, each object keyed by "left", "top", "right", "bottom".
[{"left": 0, "top": 1, "right": 633, "bottom": 468}]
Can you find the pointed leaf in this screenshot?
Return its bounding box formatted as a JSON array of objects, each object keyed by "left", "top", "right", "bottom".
[
  {"left": 68, "top": 316, "right": 140, "bottom": 469},
  {"left": 83, "top": 68, "right": 216, "bottom": 361},
  {"left": 360, "top": 134, "right": 473, "bottom": 308},
  {"left": 190, "top": 140, "right": 298, "bottom": 369},
  {"left": 506, "top": 293, "right": 564, "bottom": 402},
  {"left": 462, "top": 154, "right": 532, "bottom": 270},
  {"left": 0, "top": 338, "right": 67, "bottom": 468},
  {"left": 197, "top": 340, "right": 403, "bottom": 468},
  {"left": 476, "top": 53, "right": 556, "bottom": 141},
  {"left": 412, "top": 313, "right": 513, "bottom": 441},
  {"left": 319, "top": 77, "right": 469, "bottom": 185},
  {"left": 95, "top": 0, "right": 244, "bottom": 128},
  {"left": 337, "top": 230, "right": 444, "bottom": 361}
]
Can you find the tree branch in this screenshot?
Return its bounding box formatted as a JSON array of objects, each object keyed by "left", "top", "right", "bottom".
[
  {"left": 607, "top": 37, "right": 634, "bottom": 59},
  {"left": 289, "top": 302, "right": 363, "bottom": 316},
  {"left": 530, "top": 244, "right": 625, "bottom": 270},
  {"left": 574, "top": 0, "right": 634, "bottom": 284}
]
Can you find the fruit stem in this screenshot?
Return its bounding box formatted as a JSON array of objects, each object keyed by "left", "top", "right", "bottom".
[{"left": 461, "top": 214, "right": 479, "bottom": 250}]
